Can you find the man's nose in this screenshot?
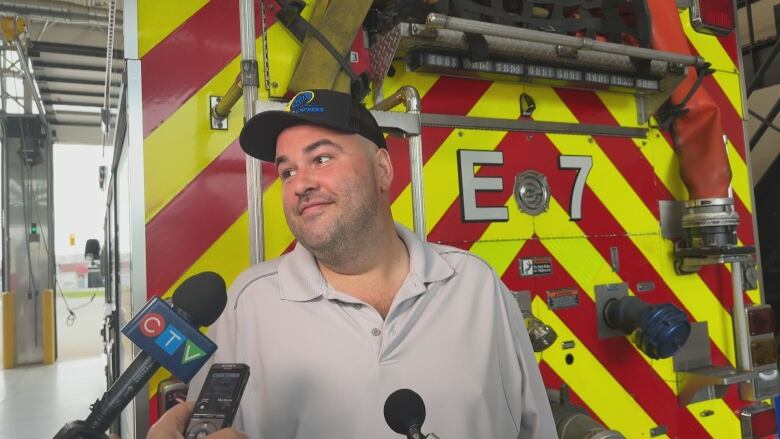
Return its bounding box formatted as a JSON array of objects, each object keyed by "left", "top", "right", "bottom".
[{"left": 291, "top": 168, "right": 318, "bottom": 197}]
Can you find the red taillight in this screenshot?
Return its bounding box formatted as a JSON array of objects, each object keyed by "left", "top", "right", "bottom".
[
  {"left": 751, "top": 408, "right": 777, "bottom": 438},
  {"left": 741, "top": 404, "right": 778, "bottom": 439},
  {"left": 748, "top": 306, "right": 776, "bottom": 336},
  {"left": 691, "top": 0, "right": 735, "bottom": 36}
]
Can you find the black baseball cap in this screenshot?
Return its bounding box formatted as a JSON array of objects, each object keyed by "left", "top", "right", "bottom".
[{"left": 239, "top": 89, "right": 387, "bottom": 162}]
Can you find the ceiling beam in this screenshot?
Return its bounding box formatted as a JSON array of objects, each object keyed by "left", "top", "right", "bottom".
[
  {"left": 28, "top": 41, "right": 124, "bottom": 60},
  {"left": 35, "top": 75, "right": 121, "bottom": 87},
  {"left": 38, "top": 88, "right": 119, "bottom": 99},
  {"left": 50, "top": 121, "right": 101, "bottom": 127},
  {"left": 32, "top": 60, "right": 123, "bottom": 73},
  {"left": 43, "top": 99, "right": 103, "bottom": 107}
]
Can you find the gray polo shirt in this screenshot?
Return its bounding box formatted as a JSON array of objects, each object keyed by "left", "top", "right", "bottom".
[{"left": 187, "top": 224, "right": 557, "bottom": 438}]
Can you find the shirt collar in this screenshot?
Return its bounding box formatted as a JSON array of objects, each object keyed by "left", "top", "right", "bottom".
[
  {"left": 278, "top": 242, "right": 328, "bottom": 302},
  {"left": 277, "top": 223, "right": 454, "bottom": 302},
  {"left": 396, "top": 223, "right": 454, "bottom": 286}
]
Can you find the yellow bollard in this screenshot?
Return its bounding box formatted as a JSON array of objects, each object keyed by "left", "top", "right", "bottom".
[
  {"left": 42, "top": 289, "right": 55, "bottom": 364},
  {"left": 2, "top": 292, "right": 15, "bottom": 368}
]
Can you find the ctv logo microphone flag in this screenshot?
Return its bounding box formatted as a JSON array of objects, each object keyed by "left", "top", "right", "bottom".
[{"left": 122, "top": 296, "right": 217, "bottom": 382}]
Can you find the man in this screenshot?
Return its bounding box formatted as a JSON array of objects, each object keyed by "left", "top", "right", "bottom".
[{"left": 183, "top": 89, "right": 557, "bottom": 438}]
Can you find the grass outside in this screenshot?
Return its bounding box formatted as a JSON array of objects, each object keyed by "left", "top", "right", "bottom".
[{"left": 59, "top": 289, "right": 103, "bottom": 299}]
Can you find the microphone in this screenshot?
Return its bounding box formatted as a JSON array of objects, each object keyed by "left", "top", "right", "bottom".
[
  {"left": 53, "top": 272, "right": 227, "bottom": 439},
  {"left": 384, "top": 389, "right": 440, "bottom": 439}
]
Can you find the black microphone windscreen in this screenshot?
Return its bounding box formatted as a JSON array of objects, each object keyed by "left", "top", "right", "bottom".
[
  {"left": 384, "top": 388, "right": 426, "bottom": 435},
  {"left": 171, "top": 271, "right": 227, "bottom": 327}
]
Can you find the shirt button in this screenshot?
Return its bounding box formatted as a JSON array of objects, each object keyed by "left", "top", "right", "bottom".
[
  {"left": 354, "top": 303, "right": 363, "bottom": 310},
  {"left": 371, "top": 327, "right": 381, "bottom": 336}
]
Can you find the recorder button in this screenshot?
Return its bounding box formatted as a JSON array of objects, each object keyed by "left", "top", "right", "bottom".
[{"left": 186, "top": 421, "right": 217, "bottom": 439}]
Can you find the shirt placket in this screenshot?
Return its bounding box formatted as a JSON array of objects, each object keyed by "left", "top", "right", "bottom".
[
  {"left": 355, "top": 303, "right": 388, "bottom": 356},
  {"left": 326, "top": 276, "right": 428, "bottom": 360}
]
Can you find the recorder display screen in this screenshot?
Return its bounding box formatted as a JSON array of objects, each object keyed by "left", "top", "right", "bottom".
[{"left": 209, "top": 372, "right": 242, "bottom": 400}]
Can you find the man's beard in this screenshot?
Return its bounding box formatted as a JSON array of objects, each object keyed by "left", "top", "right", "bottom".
[{"left": 288, "top": 185, "right": 380, "bottom": 269}]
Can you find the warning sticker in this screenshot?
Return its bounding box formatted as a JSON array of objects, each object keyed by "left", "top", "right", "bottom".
[
  {"left": 519, "top": 257, "right": 553, "bottom": 277},
  {"left": 546, "top": 288, "right": 579, "bottom": 310}
]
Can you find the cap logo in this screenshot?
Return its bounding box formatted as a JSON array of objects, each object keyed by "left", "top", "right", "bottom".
[{"left": 288, "top": 90, "right": 325, "bottom": 114}]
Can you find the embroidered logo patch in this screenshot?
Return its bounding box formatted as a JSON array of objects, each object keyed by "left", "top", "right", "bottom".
[{"left": 288, "top": 90, "right": 324, "bottom": 113}]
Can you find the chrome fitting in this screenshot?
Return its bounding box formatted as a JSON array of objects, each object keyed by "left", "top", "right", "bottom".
[
  {"left": 523, "top": 311, "right": 557, "bottom": 352},
  {"left": 680, "top": 197, "right": 739, "bottom": 249}
]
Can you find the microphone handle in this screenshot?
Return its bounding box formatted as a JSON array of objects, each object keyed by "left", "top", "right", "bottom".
[
  {"left": 407, "top": 426, "right": 425, "bottom": 439},
  {"left": 84, "top": 351, "right": 161, "bottom": 433}
]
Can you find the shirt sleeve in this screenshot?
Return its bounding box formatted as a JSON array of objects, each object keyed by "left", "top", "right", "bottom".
[{"left": 498, "top": 279, "right": 559, "bottom": 439}]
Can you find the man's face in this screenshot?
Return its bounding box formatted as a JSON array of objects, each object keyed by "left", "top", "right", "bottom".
[{"left": 274, "top": 124, "right": 392, "bottom": 256}]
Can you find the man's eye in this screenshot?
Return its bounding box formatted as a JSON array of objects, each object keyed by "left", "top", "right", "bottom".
[
  {"left": 315, "top": 155, "right": 331, "bottom": 165},
  {"left": 279, "top": 168, "right": 296, "bottom": 180}
]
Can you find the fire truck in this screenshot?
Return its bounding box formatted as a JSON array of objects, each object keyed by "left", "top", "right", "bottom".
[{"left": 100, "top": 0, "right": 778, "bottom": 437}]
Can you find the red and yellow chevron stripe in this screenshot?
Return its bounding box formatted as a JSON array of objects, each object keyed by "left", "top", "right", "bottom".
[{"left": 138, "top": 1, "right": 759, "bottom": 435}]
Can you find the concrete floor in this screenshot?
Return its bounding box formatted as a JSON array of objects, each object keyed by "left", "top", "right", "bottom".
[
  {"left": 0, "top": 356, "right": 106, "bottom": 438},
  {"left": 0, "top": 295, "right": 107, "bottom": 438}
]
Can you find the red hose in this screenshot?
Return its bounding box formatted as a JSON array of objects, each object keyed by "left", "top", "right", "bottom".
[{"left": 647, "top": 0, "right": 732, "bottom": 199}]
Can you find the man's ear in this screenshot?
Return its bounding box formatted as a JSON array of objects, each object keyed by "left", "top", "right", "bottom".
[{"left": 375, "top": 147, "right": 394, "bottom": 192}]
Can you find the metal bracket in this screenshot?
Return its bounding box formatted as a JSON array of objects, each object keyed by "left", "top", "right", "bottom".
[
  {"left": 674, "top": 245, "right": 755, "bottom": 275},
  {"left": 655, "top": 62, "right": 714, "bottom": 130},
  {"left": 635, "top": 94, "right": 648, "bottom": 125},
  {"left": 677, "top": 366, "right": 757, "bottom": 406},
  {"left": 519, "top": 93, "right": 535, "bottom": 117},
  {"left": 609, "top": 246, "right": 620, "bottom": 273},
  {"left": 739, "top": 369, "right": 780, "bottom": 401},
  {"left": 636, "top": 281, "right": 655, "bottom": 293},
  {"left": 209, "top": 96, "right": 228, "bottom": 130},
  {"left": 742, "top": 260, "right": 759, "bottom": 290},
  {"left": 514, "top": 290, "right": 532, "bottom": 314},
  {"left": 649, "top": 425, "right": 668, "bottom": 438},
  {"left": 673, "top": 322, "right": 714, "bottom": 371},
  {"left": 409, "top": 22, "right": 438, "bottom": 38},
  {"left": 419, "top": 113, "right": 647, "bottom": 138},
  {"left": 375, "top": 111, "right": 421, "bottom": 137},
  {"left": 240, "top": 60, "right": 259, "bottom": 87},
  {"left": 674, "top": 322, "right": 758, "bottom": 406},
  {"left": 595, "top": 283, "right": 628, "bottom": 340},
  {"left": 659, "top": 200, "right": 684, "bottom": 239},
  {"left": 643, "top": 62, "right": 687, "bottom": 125}
]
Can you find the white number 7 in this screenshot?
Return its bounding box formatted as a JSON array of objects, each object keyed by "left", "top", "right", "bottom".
[{"left": 558, "top": 155, "right": 593, "bottom": 221}]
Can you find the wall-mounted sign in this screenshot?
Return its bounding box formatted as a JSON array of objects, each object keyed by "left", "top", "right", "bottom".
[
  {"left": 519, "top": 256, "right": 553, "bottom": 277},
  {"left": 546, "top": 288, "right": 579, "bottom": 310}
]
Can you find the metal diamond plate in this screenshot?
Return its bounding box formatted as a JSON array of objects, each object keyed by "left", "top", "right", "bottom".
[{"left": 370, "top": 25, "right": 402, "bottom": 98}]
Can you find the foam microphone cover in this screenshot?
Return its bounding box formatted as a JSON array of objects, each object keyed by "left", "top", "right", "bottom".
[
  {"left": 171, "top": 271, "right": 227, "bottom": 327},
  {"left": 384, "top": 388, "right": 426, "bottom": 435}
]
